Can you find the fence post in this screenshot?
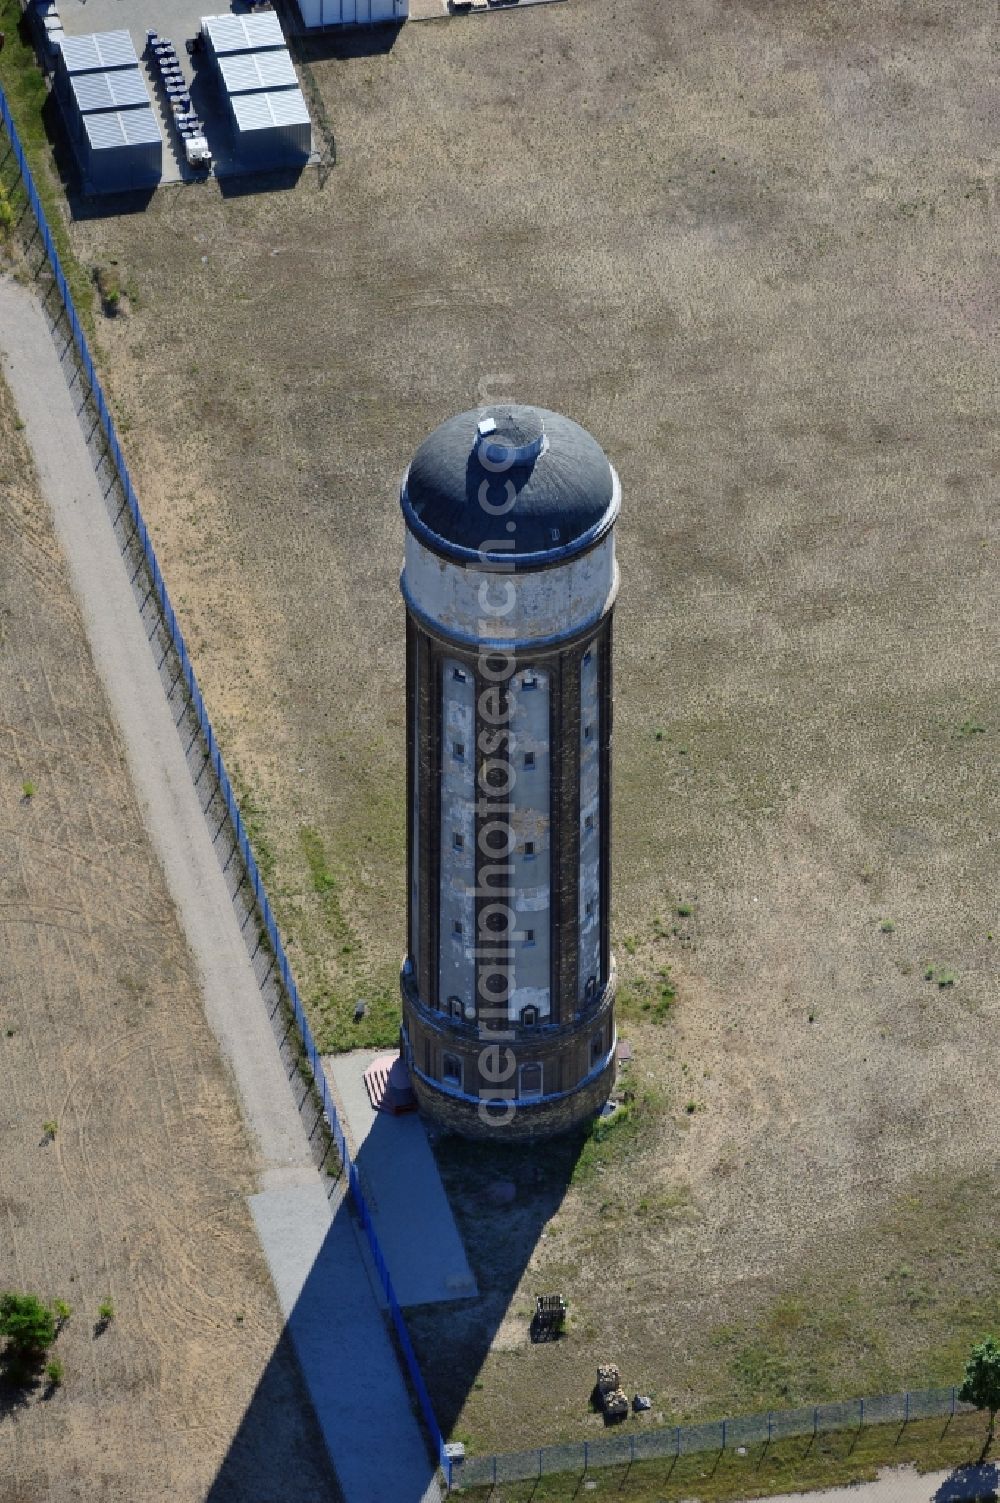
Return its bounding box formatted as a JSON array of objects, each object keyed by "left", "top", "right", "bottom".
[
  {"left": 905, "top": 1392, "right": 910, "bottom": 1423},
  {"left": 951, "top": 1386, "right": 956, "bottom": 1417},
  {"left": 767, "top": 1411, "right": 773, "bottom": 1443},
  {"left": 721, "top": 1419, "right": 727, "bottom": 1450},
  {"left": 859, "top": 1398, "right": 865, "bottom": 1426},
  {"left": 814, "top": 1405, "right": 819, "bottom": 1437},
  {"left": 675, "top": 1425, "right": 681, "bottom": 1456},
  {"left": 538, "top": 1448, "right": 543, "bottom": 1479},
  {"left": 583, "top": 1440, "right": 589, "bottom": 1473}
]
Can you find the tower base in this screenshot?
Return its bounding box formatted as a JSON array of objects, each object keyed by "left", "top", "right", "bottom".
[{"left": 408, "top": 1052, "right": 617, "bottom": 1142}]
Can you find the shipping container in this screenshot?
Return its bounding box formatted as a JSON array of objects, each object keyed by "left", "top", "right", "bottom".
[
  {"left": 55, "top": 29, "right": 137, "bottom": 107},
  {"left": 201, "top": 12, "right": 286, "bottom": 58},
  {"left": 68, "top": 66, "right": 151, "bottom": 142},
  {"left": 218, "top": 49, "right": 298, "bottom": 96},
  {"left": 230, "top": 87, "right": 311, "bottom": 167},
  {"left": 297, "top": 0, "right": 408, "bottom": 22},
  {"left": 80, "top": 105, "right": 163, "bottom": 193}
]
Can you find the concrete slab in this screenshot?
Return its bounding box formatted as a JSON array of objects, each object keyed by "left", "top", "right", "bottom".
[
  {"left": 57, "top": 0, "right": 319, "bottom": 187},
  {"left": 251, "top": 1182, "right": 440, "bottom": 1503},
  {"left": 324, "top": 1050, "right": 478, "bottom": 1307}
]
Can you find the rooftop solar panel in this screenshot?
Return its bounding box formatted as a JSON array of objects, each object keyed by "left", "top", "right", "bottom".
[
  {"left": 231, "top": 87, "right": 310, "bottom": 132},
  {"left": 201, "top": 12, "right": 285, "bottom": 55},
  {"left": 59, "top": 30, "right": 138, "bottom": 75},
  {"left": 84, "top": 104, "right": 161, "bottom": 151},
  {"left": 218, "top": 49, "right": 297, "bottom": 94},
  {"left": 71, "top": 67, "right": 150, "bottom": 114}
]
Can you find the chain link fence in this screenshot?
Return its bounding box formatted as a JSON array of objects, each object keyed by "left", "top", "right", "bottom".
[{"left": 455, "top": 1387, "right": 975, "bottom": 1489}]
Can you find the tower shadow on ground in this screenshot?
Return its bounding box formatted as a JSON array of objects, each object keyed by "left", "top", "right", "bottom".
[
  {"left": 403, "top": 1124, "right": 586, "bottom": 1443},
  {"left": 203, "top": 1119, "right": 584, "bottom": 1500},
  {"left": 205, "top": 1327, "right": 346, "bottom": 1503}
]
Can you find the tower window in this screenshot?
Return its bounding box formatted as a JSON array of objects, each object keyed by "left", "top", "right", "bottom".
[
  {"left": 448, "top": 996, "right": 463, "bottom": 1020},
  {"left": 519, "top": 1061, "right": 543, "bottom": 1098},
  {"left": 592, "top": 1030, "right": 604, "bottom": 1063},
  {"left": 452, "top": 919, "right": 463, "bottom": 937},
  {"left": 521, "top": 1005, "right": 539, "bottom": 1027},
  {"left": 442, "top": 1052, "right": 462, "bottom": 1086},
  {"left": 452, "top": 666, "right": 468, "bottom": 683},
  {"left": 524, "top": 928, "right": 535, "bottom": 946},
  {"left": 586, "top": 975, "right": 598, "bottom": 1000},
  {"left": 524, "top": 751, "right": 535, "bottom": 769},
  {"left": 452, "top": 740, "right": 465, "bottom": 761},
  {"left": 585, "top": 897, "right": 594, "bottom": 917},
  {"left": 452, "top": 832, "right": 464, "bottom": 851},
  {"left": 584, "top": 724, "right": 593, "bottom": 742},
  {"left": 583, "top": 649, "right": 592, "bottom": 667},
  {"left": 585, "top": 813, "right": 594, "bottom": 832},
  {"left": 523, "top": 674, "right": 538, "bottom": 691},
  {"left": 524, "top": 841, "right": 535, "bottom": 859}
]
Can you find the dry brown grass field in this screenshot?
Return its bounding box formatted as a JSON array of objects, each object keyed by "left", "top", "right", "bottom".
[
  {"left": 0, "top": 372, "right": 336, "bottom": 1500},
  {"left": 61, "top": 0, "right": 997, "bottom": 1455}
]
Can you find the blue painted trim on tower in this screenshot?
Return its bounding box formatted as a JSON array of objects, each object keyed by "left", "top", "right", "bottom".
[{"left": 408, "top": 1036, "right": 617, "bottom": 1111}]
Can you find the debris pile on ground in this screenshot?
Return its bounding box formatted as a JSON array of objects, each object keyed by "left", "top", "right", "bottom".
[
  {"left": 633, "top": 1393, "right": 652, "bottom": 1411},
  {"left": 595, "top": 1364, "right": 629, "bottom": 1420},
  {"left": 603, "top": 1387, "right": 629, "bottom": 1419}
]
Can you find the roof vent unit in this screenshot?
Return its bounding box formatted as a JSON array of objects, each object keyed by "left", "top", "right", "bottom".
[{"left": 474, "top": 407, "right": 546, "bottom": 470}]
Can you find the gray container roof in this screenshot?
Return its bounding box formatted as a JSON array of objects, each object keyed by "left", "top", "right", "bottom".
[
  {"left": 60, "top": 30, "right": 137, "bottom": 75},
  {"left": 218, "top": 49, "right": 297, "bottom": 95},
  {"left": 83, "top": 105, "right": 162, "bottom": 151},
  {"left": 71, "top": 67, "right": 150, "bottom": 114},
  {"left": 401, "top": 406, "right": 619, "bottom": 570},
  {"left": 231, "top": 87, "right": 310, "bottom": 134},
  {"left": 201, "top": 12, "right": 285, "bottom": 54}
]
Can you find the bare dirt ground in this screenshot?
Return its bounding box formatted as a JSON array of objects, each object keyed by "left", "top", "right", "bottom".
[
  {"left": 0, "top": 370, "right": 336, "bottom": 1500},
  {"left": 63, "top": 0, "right": 998, "bottom": 1453}
]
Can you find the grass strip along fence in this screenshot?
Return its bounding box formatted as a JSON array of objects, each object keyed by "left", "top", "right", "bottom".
[
  {"left": 0, "top": 79, "right": 450, "bottom": 1490},
  {"left": 457, "top": 1386, "right": 977, "bottom": 1489}
]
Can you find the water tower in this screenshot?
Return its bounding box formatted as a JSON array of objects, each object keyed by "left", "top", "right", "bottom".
[{"left": 399, "top": 404, "right": 620, "bottom": 1139}]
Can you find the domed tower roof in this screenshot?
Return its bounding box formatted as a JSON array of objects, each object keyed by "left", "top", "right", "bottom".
[{"left": 401, "top": 404, "right": 619, "bottom": 571}]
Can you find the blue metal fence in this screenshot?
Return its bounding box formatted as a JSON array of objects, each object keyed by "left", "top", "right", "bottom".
[{"left": 0, "top": 80, "right": 448, "bottom": 1486}]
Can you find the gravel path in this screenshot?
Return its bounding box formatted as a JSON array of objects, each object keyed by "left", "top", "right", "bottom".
[{"left": 0, "top": 277, "right": 439, "bottom": 1503}]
